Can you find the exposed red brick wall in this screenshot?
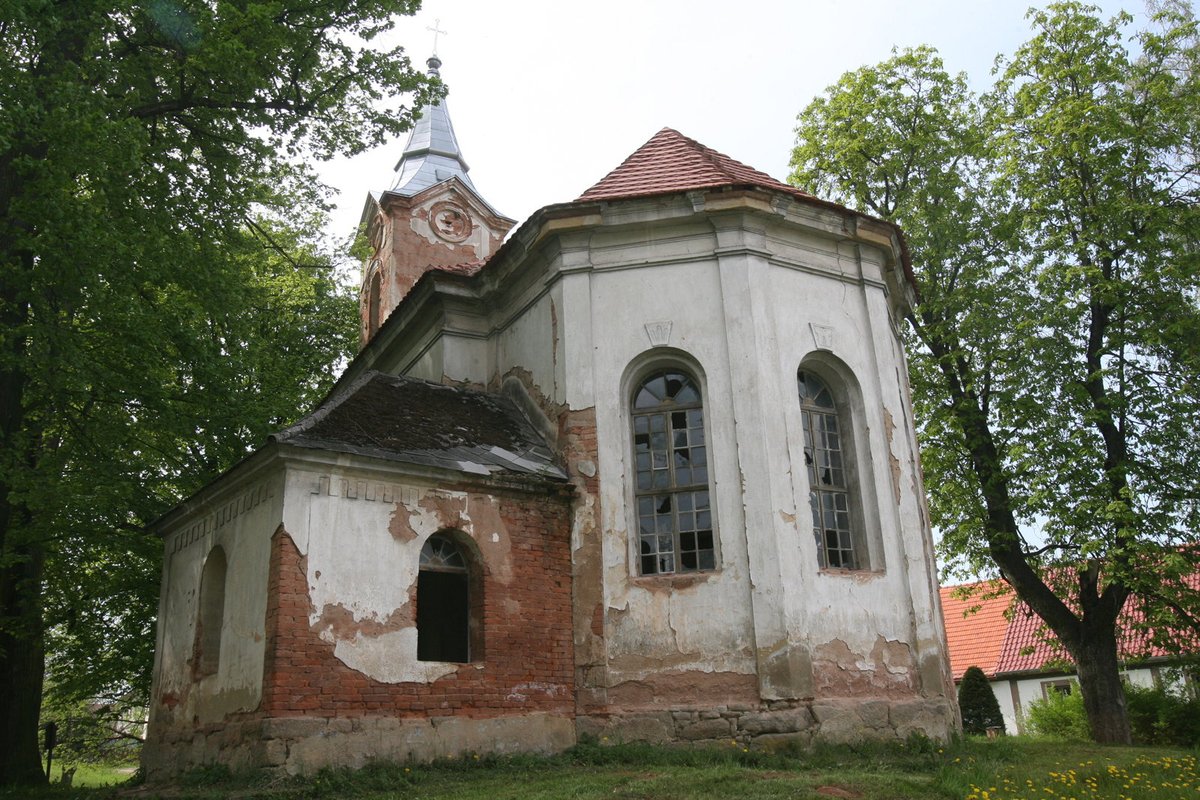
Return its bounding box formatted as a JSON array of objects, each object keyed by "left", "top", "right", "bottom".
[
  {"left": 261, "top": 489, "right": 575, "bottom": 720},
  {"left": 360, "top": 190, "right": 511, "bottom": 345}
]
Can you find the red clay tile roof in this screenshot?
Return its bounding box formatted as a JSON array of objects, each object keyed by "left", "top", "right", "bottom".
[
  {"left": 939, "top": 582, "right": 1014, "bottom": 680},
  {"left": 993, "top": 572, "right": 1200, "bottom": 675},
  {"left": 942, "top": 570, "right": 1200, "bottom": 680},
  {"left": 577, "top": 128, "right": 818, "bottom": 203}
]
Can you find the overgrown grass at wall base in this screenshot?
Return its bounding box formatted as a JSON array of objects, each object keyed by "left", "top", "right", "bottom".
[{"left": 2, "top": 739, "right": 1198, "bottom": 799}]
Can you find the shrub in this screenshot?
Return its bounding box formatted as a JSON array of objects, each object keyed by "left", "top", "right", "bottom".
[
  {"left": 958, "top": 666, "right": 1005, "bottom": 734},
  {"left": 1125, "top": 680, "right": 1200, "bottom": 747},
  {"left": 1025, "top": 684, "right": 1089, "bottom": 740}
]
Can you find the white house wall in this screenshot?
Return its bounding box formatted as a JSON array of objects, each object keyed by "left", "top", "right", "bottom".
[{"left": 992, "top": 668, "right": 1159, "bottom": 734}]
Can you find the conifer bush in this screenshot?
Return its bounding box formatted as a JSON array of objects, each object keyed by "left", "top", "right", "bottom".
[{"left": 958, "top": 666, "right": 1005, "bottom": 735}]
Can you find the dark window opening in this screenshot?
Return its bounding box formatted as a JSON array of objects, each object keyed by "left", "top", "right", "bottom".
[{"left": 417, "top": 534, "right": 474, "bottom": 663}]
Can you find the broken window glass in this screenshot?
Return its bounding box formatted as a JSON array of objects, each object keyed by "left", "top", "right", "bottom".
[
  {"left": 799, "top": 370, "right": 859, "bottom": 570},
  {"left": 632, "top": 370, "right": 716, "bottom": 576}
]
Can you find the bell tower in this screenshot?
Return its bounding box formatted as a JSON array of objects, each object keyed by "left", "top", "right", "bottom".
[{"left": 359, "top": 56, "right": 516, "bottom": 347}]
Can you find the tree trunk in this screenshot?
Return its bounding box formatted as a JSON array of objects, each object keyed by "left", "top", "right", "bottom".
[
  {"left": 0, "top": 542, "right": 48, "bottom": 785},
  {"left": 1072, "top": 618, "right": 1132, "bottom": 744}
]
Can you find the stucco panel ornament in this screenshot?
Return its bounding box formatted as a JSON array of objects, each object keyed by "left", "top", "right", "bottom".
[
  {"left": 429, "top": 201, "right": 473, "bottom": 242},
  {"left": 810, "top": 323, "right": 834, "bottom": 351},
  {"left": 644, "top": 320, "right": 673, "bottom": 347}
]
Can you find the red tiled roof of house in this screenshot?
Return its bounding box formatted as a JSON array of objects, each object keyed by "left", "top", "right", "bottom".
[
  {"left": 942, "top": 568, "right": 1200, "bottom": 680},
  {"left": 993, "top": 571, "right": 1200, "bottom": 675},
  {"left": 939, "top": 582, "right": 1014, "bottom": 680},
  {"left": 577, "top": 128, "right": 818, "bottom": 203}
]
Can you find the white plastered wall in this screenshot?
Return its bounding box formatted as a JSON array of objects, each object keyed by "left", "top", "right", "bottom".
[
  {"left": 558, "top": 201, "right": 946, "bottom": 700},
  {"left": 150, "top": 468, "right": 283, "bottom": 727}
]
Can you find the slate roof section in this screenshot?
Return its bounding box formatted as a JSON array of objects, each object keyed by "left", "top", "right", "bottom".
[
  {"left": 939, "top": 582, "right": 1014, "bottom": 680},
  {"left": 390, "top": 56, "right": 478, "bottom": 197},
  {"left": 274, "top": 371, "right": 566, "bottom": 482},
  {"left": 577, "top": 127, "right": 818, "bottom": 203}
]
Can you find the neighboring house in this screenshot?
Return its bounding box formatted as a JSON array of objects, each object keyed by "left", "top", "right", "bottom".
[
  {"left": 141, "top": 56, "right": 958, "bottom": 779},
  {"left": 940, "top": 581, "right": 1194, "bottom": 733}
]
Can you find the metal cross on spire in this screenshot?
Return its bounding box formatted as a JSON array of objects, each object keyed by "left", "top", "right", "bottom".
[{"left": 427, "top": 18, "right": 447, "bottom": 57}]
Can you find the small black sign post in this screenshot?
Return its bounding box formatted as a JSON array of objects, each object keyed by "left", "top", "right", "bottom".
[{"left": 43, "top": 721, "right": 57, "bottom": 781}]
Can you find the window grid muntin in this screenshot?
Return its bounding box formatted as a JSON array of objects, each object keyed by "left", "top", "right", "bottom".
[
  {"left": 420, "top": 534, "right": 468, "bottom": 573},
  {"left": 799, "top": 371, "right": 857, "bottom": 570},
  {"left": 632, "top": 371, "right": 714, "bottom": 575}
]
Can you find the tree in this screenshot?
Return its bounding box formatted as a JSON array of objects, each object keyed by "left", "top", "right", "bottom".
[
  {"left": 791, "top": 2, "right": 1200, "bottom": 744},
  {"left": 0, "top": 1, "right": 437, "bottom": 785},
  {"left": 957, "top": 666, "right": 1005, "bottom": 735}
]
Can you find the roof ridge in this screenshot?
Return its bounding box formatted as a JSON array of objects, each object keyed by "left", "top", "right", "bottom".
[{"left": 576, "top": 127, "right": 810, "bottom": 203}]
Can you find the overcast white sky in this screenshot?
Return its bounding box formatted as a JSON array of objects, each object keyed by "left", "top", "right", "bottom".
[{"left": 320, "top": 0, "right": 1144, "bottom": 241}]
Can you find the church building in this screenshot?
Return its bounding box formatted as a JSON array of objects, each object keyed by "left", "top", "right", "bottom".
[{"left": 142, "top": 57, "right": 958, "bottom": 778}]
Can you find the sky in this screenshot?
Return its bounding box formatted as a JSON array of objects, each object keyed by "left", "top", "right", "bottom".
[{"left": 320, "top": 0, "right": 1146, "bottom": 243}]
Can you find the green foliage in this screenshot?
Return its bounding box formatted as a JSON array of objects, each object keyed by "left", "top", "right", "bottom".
[
  {"left": 1124, "top": 680, "right": 1200, "bottom": 747},
  {"left": 0, "top": 0, "right": 435, "bottom": 784},
  {"left": 38, "top": 693, "right": 141, "bottom": 767},
  {"left": 791, "top": 1, "right": 1200, "bottom": 743},
  {"left": 1026, "top": 686, "right": 1090, "bottom": 741},
  {"left": 958, "top": 666, "right": 1006, "bottom": 735}
]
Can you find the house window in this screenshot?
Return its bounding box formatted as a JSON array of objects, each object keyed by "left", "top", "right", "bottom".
[
  {"left": 799, "top": 370, "right": 860, "bottom": 569},
  {"left": 632, "top": 370, "right": 714, "bottom": 575},
  {"left": 417, "top": 534, "right": 473, "bottom": 663},
  {"left": 193, "top": 546, "right": 227, "bottom": 678},
  {"left": 1041, "top": 679, "right": 1073, "bottom": 698}
]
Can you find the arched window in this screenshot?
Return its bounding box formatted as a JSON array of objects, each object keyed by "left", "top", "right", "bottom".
[
  {"left": 631, "top": 370, "right": 714, "bottom": 575},
  {"left": 798, "top": 370, "right": 860, "bottom": 569},
  {"left": 194, "top": 546, "right": 227, "bottom": 678},
  {"left": 417, "top": 534, "right": 474, "bottom": 662}
]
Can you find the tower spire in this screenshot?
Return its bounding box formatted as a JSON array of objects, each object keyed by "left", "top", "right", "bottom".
[{"left": 390, "top": 55, "right": 475, "bottom": 196}]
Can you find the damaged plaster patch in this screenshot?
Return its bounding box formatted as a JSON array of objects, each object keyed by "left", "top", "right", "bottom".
[
  {"left": 332, "top": 628, "right": 458, "bottom": 684},
  {"left": 418, "top": 492, "right": 468, "bottom": 531},
  {"left": 311, "top": 602, "right": 413, "bottom": 641},
  {"left": 608, "top": 669, "right": 760, "bottom": 708},
  {"left": 506, "top": 681, "right": 567, "bottom": 703},
  {"left": 812, "top": 636, "right": 915, "bottom": 696},
  {"left": 882, "top": 408, "right": 902, "bottom": 505}
]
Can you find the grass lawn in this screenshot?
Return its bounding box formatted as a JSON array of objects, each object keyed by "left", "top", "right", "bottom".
[{"left": 3, "top": 737, "right": 1195, "bottom": 799}]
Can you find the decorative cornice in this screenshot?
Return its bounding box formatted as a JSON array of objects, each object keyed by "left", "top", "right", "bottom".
[{"left": 170, "top": 481, "right": 275, "bottom": 554}]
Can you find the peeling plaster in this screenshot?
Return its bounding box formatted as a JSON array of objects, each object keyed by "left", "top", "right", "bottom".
[
  {"left": 312, "top": 602, "right": 413, "bottom": 641},
  {"left": 305, "top": 487, "right": 515, "bottom": 682},
  {"left": 882, "top": 408, "right": 902, "bottom": 506},
  {"left": 332, "top": 628, "right": 458, "bottom": 684},
  {"left": 506, "top": 681, "right": 567, "bottom": 703},
  {"left": 812, "top": 636, "right": 916, "bottom": 697}
]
